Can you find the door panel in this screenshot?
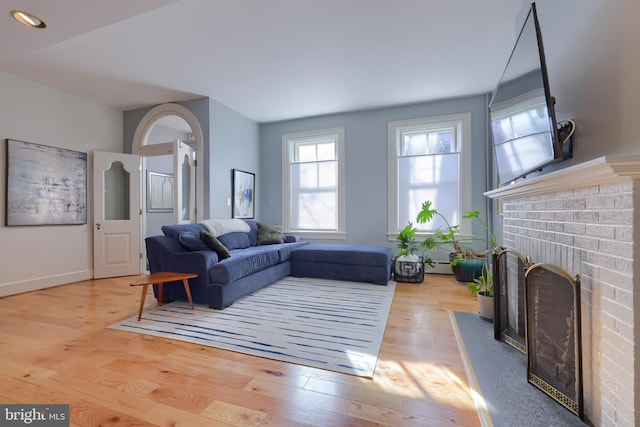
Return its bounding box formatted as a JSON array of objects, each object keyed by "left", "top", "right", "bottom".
[
  {"left": 173, "top": 140, "right": 196, "bottom": 224},
  {"left": 94, "top": 151, "right": 141, "bottom": 279}
]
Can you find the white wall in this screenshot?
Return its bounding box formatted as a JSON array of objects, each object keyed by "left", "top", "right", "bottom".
[{"left": 0, "top": 71, "right": 123, "bottom": 296}]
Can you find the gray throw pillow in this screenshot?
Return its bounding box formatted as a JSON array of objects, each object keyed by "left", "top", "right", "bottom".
[
  {"left": 257, "top": 222, "right": 284, "bottom": 245},
  {"left": 199, "top": 230, "right": 231, "bottom": 260}
]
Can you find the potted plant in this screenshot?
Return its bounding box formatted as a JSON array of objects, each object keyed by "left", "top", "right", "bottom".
[
  {"left": 394, "top": 222, "right": 434, "bottom": 283},
  {"left": 467, "top": 261, "right": 494, "bottom": 320},
  {"left": 416, "top": 200, "right": 497, "bottom": 282}
]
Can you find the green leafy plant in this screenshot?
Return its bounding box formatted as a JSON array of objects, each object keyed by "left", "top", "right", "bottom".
[
  {"left": 395, "top": 222, "right": 434, "bottom": 267},
  {"left": 396, "top": 222, "right": 419, "bottom": 258},
  {"left": 416, "top": 200, "right": 497, "bottom": 267},
  {"left": 467, "top": 262, "right": 493, "bottom": 296}
]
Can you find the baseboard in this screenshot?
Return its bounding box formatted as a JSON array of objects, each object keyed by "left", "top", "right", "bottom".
[
  {"left": 0, "top": 270, "right": 92, "bottom": 298},
  {"left": 425, "top": 261, "right": 452, "bottom": 275}
]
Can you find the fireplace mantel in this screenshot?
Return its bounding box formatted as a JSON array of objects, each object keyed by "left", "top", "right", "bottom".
[{"left": 485, "top": 155, "right": 640, "bottom": 199}]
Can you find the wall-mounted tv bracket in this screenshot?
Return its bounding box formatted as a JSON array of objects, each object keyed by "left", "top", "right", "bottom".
[{"left": 558, "top": 119, "right": 576, "bottom": 160}]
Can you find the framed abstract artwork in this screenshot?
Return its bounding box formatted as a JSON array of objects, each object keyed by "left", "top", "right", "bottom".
[
  {"left": 232, "top": 169, "right": 255, "bottom": 219},
  {"left": 5, "top": 139, "right": 87, "bottom": 226}
]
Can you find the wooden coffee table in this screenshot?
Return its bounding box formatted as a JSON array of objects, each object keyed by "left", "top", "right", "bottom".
[{"left": 130, "top": 272, "right": 197, "bottom": 321}]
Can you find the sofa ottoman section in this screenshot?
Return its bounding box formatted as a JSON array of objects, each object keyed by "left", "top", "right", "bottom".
[{"left": 290, "top": 244, "right": 393, "bottom": 285}]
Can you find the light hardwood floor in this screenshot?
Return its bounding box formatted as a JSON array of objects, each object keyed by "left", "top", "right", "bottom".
[{"left": 0, "top": 274, "right": 481, "bottom": 427}]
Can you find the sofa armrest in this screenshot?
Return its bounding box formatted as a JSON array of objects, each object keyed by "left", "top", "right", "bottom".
[{"left": 145, "top": 236, "right": 218, "bottom": 285}]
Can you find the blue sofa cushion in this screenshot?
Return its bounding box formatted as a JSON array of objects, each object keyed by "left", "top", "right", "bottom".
[
  {"left": 208, "top": 247, "right": 280, "bottom": 285},
  {"left": 275, "top": 241, "right": 309, "bottom": 262},
  {"left": 291, "top": 244, "right": 393, "bottom": 266},
  {"left": 243, "top": 219, "right": 259, "bottom": 246},
  {"left": 217, "top": 232, "right": 251, "bottom": 250},
  {"left": 200, "top": 230, "right": 231, "bottom": 260},
  {"left": 178, "top": 231, "right": 209, "bottom": 251},
  {"left": 162, "top": 223, "right": 207, "bottom": 239},
  {"left": 283, "top": 234, "right": 300, "bottom": 243}
]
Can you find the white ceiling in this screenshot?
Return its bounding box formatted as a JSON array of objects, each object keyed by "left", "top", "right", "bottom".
[{"left": 0, "top": 0, "right": 525, "bottom": 123}]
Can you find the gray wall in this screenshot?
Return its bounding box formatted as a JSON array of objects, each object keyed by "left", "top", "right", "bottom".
[
  {"left": 123, "top": 97, "right": 260, "bottom": 221},
  {"left": 259, "top": 95, "right": 491, "bottom": 250},
  {"left": 531, "top": 1, "right": 640, "bottom": 164},
  {"left": 119, "top": 0, "right": 640, "bottom": 255},
  {"left": 124, "top": 95, "right": 491, "bottom": 254},
  {"left": 209, "top": 99, "right": 260, "bottom": 219},
  {"left": 487, "top": 1, "right": 640, "bottom": 244}
]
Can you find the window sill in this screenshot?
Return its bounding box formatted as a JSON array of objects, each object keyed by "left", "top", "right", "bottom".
[{"left": 288, "top": 231, "right": 346, "bottom": 240}]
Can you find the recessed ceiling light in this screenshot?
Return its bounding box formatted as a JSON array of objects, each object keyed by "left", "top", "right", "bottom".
[{"left": 10, "top": 10, "right": 46, "bottom": 29}]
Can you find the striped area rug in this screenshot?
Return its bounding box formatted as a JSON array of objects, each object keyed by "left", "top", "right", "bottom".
[{"left": 110, "top": 276, "right": 396, "bottom": 378}]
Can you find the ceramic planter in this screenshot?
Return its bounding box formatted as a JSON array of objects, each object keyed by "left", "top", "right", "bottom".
[
  {"left": 449, "top": 254, "right": 485, "bottom": 283},
  {"left": 477, "top": 291, "right": 494, "bottom": 321}
]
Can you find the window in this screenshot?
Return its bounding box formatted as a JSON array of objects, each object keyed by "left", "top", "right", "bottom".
[
  {"left": 282, "top": 128, "right": 345, "bottom": 239},
  {"left": 388, "top": 113, "right": 471, "bottom": 238}
]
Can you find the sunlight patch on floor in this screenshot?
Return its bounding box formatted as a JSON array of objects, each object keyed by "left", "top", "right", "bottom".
[{"left": 372, "top": 357, "right": 478, "bottom": 410}]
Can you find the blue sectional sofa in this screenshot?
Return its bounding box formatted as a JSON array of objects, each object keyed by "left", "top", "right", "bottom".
[
  {"left": 145, "top": 219, "right": 307, "bottom": 309},
  {"left": 146, "top": 219, "right": 395, "bottom": 309}
]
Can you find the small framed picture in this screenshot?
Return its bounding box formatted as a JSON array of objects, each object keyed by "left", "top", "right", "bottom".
[
  {"left": 146, "top": 171, "right": 173, "bottom": 213},
  {"left": 232, "top": 169, "right": 255, "bottom": 218}
]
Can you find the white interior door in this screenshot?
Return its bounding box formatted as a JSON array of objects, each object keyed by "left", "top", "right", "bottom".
[
  {"left": 173, "top": 140, "right": 196, "bottom": 224},
  {"left": 93, "top": 151, "right": 141, "bottom": 279}
]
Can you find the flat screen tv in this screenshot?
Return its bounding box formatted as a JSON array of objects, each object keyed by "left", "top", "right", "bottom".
[{"left": 489, "top": 2, "right": 574, "bottom": 186}]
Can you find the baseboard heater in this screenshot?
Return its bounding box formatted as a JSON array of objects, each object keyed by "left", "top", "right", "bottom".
[{"left": 425, "top": 261, "right": 452, "bottom": 275}]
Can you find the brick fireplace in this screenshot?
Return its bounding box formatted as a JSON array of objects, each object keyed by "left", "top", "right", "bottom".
[{"left": 486, "top": 155, "right": 640, "bottom": 427}]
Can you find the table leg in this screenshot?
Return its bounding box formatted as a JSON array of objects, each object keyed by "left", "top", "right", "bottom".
[
  {"left": 137, "top": 284, "right": 149, "bottom": 321},
  {"left": 157, "top": 282, "right": 164, "bottom": 306},
  {"left": 182, "top": 279, "right": 194, "bottom": 309}
]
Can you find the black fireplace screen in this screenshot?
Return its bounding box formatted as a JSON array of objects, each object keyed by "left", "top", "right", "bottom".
[
  {"left": 524, "top": 263, "right": 583, "bottom": 418},
  {"left": 493, "top": 248, "right": 529, "bottom": 353}
]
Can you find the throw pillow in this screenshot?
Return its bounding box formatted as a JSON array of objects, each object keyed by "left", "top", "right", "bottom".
[
  {"left": 283, "top": 234, "right": 299, "bottom": 243},
  {"left": 257, "top": 222, "right": 284, "bottom": 245},
  {"left": 199, "top": 230, "right": 231, "bottom": 260},
  {"left": 217, "top": 232, "right": 251, "bottom": 250},
  {"left": 178, "top": 231, "right": 209, "bottom": 251}
]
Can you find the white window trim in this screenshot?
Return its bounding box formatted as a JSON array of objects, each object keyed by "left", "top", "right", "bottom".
[
  {"left": 490, "top": 88, "right": 545, "bottom": 120},
  {"left": 282, "top": 127, "right": 346, "bottom": 240},
  {"left": 387, "top": 112, "right": 472, "bottom": 240}
]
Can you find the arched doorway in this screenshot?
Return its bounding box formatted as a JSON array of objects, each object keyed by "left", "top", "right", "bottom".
[{"left": 133, "top": 103, "right": 204, "bottom": 269}]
